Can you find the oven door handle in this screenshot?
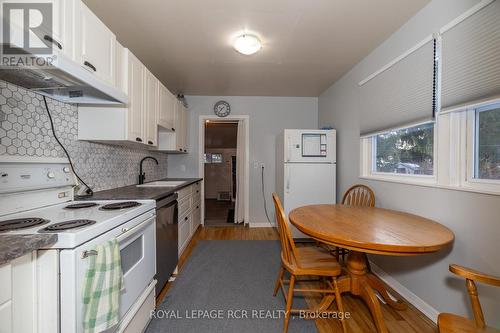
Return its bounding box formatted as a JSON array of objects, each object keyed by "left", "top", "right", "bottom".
[{"left": 116, "top": 217, "right": 154, "bottom": 243}]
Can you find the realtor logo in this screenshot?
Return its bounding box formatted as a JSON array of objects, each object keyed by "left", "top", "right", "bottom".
[{"left": 1, "top": 2, "right": 53, "bottom": 55}]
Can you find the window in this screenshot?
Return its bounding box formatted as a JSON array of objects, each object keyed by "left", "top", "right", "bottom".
[
  {"left": 211, "top": 153, "right": 223, "bottom": 164},
  {"left": 474, "top": 105, "right": 500, "bottom": 180},
  {"left": 373, "top": 123, "right": 435, "bottom": 176},
  {"left": 204, "top": 153, "right": 223, "bottom": 164}
]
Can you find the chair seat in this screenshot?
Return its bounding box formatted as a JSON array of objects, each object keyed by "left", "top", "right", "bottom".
[
  {"left": 438, "top": 313, "right": 500, "bottom": 333},
  {"left": 289, "top": 246, "right": 341, "bottom": 276}
]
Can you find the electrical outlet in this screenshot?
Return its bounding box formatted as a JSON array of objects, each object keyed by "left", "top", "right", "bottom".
[
  {"left": 260, "top": 163, "right": 265, "bottom": 169},
  {"left": 253, "top": 161, "right": 259, "bottom": 169}
]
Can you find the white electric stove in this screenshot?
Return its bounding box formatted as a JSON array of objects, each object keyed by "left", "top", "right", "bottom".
[
  {"left": 0, "top": 199, "right": 155, "bottom": 248},
  {"left": 0, "top": 158, "right": 157, "bottom": 333}
]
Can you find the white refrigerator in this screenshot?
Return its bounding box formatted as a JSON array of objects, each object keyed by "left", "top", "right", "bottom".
[{"left": 276, "top": 129, "right": 336, "bottom": 238}]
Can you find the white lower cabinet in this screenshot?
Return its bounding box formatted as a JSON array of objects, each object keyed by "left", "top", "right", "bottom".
[
  {"left": 177, "top": 181, "right": 201, "bottom": 256},
  {"left": 0, "top": 252, "right": 39, "bottom": 333}
]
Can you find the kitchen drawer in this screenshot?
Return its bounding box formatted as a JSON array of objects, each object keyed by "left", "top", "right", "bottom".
[
  {"left": 176, "top": 185, "right": 192, "bottom": 200},
  {"left": 0, "top": 301, "right": 12, "bottom": 333},
  {"left": 0, "top": 263, "right": 11, "bottom": 304},
  {"left": 178, "top": 196, "right": 192, "bottom": 218}
]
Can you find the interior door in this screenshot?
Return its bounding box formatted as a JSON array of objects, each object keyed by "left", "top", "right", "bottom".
[{"left": 283, "top": 163, "right": 336, "bottom": 238}]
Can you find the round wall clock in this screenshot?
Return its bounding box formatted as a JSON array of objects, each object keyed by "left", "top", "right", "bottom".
[{"left": 214, "top": 100, "right": 231, "bottom": 117}]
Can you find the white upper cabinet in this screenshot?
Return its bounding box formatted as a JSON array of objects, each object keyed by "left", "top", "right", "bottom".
[
  {"left": 76, "top": 2, "right": 116, "bottom": 85},
  {"left": 6, "top": 0, "right": 77, "bottom": 60},
  {"left": 144, "top": 69, "right": 159, "bottom": 147},
  {"left": 158, "top": 84, "right": 175, "bottom": 131},
  {"left": 127, "top": 51, "right": 145, "bottom": 143}
]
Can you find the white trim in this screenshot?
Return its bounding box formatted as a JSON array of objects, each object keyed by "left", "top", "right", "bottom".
[
  {"left": 440, "top": 95, "right": 500, "bottom": 115},
  {"left": 198, "top": 115, "right": 250, "bottom": 226},
  {"left": 358, "top": 34, "right": 434, "bottom": 86},
  {"left": 249, "top": 221, "right": 274, "bottom": 228},
  {"left": 439, "top": 0, "right": 495, "bottom": 34},
  {"left": 369, "top": 261, "right": 439, "bottom": 323}
]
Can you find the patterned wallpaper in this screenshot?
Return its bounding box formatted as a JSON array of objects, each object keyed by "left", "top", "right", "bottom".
[{"left": 0, "top": 80, "right": 168, "bottom": 192}]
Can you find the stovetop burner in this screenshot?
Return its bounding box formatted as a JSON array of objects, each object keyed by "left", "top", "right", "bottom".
[
  {"left": 65, "top": 202, "right": 99, "bottom": 209},
  {"left": 0, "top": 218, "right": 50, "bottom": 232},
  {"left": 100, "top": 201, "right": 142, "bottom": 210},
  {"left": 39, "top": 219, "right": 96, "bottom": 232}
]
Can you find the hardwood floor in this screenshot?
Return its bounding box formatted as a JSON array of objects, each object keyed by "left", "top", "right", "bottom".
[{"left": 157, "top": 226, "right": 437, "bottom": 333}]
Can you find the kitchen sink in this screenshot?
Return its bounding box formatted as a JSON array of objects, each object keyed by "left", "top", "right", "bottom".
[{"left": 136, "top": 181, "right": 187, "bottom": 187}]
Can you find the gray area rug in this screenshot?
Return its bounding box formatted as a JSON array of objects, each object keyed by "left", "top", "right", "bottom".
[{"left": 146, "top": 240, "right": 317, "bottom": 333}]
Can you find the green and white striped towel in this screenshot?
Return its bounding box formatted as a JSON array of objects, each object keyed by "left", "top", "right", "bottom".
[{"left": 82, "top": 239, "right": 124, "bottom": 333}]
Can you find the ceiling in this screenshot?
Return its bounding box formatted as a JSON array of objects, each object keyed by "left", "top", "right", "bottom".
[{"left": 84, "top": 0, "right": 430, "bottom": 97}]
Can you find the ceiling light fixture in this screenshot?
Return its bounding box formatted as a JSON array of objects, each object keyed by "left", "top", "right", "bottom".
[{"left": 233, "top": 34, "right": 262, "bottom": 55}]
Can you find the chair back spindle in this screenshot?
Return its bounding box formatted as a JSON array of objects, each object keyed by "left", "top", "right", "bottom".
[{"left": 342, "top": 184, "right": 375, "bottom": 207}]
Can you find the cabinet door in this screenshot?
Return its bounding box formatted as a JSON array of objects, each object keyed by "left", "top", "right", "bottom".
[
  {"left": 79, "top": 2, "right": 116, "bottom": 85},
  {"left": 182, "top": 105, "right": 189, "bottom": 152},
  {"left": 174, "top": 100, "right": 183, "bottom": 152},
  {"left": 158, "top": 85, "right": 175, "bottom": 130},
  {"left": 127, "top": 52, "right": 144, "bottom": 143},
  {"left": 6, "top": 0, "right": 75, "bottom": 60},
  {"left": 143, "top": 69, "right": 158, "bottom": 147}
]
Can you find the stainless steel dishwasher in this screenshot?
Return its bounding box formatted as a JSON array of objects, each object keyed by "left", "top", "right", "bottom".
[{"left": 155, "top": 193, "right": 178, "bottom": 297}]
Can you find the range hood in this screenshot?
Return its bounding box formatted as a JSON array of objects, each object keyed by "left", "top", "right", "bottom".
[{"left": 0, "top": 51, "right": 128, "bottom": 105}]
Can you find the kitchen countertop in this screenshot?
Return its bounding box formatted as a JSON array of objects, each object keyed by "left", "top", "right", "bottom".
[
  {"left": 80, "top": 178, "right": 203, "bottom": 201},
  {"left": 0, "top": 234, "right": 58, "bottom": 266}
]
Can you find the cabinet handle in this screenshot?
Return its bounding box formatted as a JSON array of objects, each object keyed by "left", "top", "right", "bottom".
[
  {"left": 183, "top": 149, "right": 187, "bottom": 152},
  {"left": 179, "top": 148, "right": 183, "bottom": 151},
  {"left": 196, "top": 205, "right": 199, "bottom": 209},
  {"left": 184, "top": 217, "right": 188, "bottom": 221},
  {"left": 148, "top": 140, "right": 154, "bottom": 145},
  {"left": 84, "top": 61, "right": 97, "bottom": 72},
  {"left": 136, "top": 137, "right": 143, "bottom": 142},
  {"left": 44, "top": 35, "right": 62, "bottom": 50},
  {"left": 196, "top": 190, "right": 199, "bottom": 193},
  {"left": 171, "top": 128, "right": 175, "bottom": 132}
]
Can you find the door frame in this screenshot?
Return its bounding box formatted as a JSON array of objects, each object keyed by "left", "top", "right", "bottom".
[{"left": 198, "top": 115, "right": 250, "bottom": 226}]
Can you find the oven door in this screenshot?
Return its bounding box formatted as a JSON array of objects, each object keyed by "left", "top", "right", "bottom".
[{"left": 59, "top": 210, "right": 156, "bottom": 333}]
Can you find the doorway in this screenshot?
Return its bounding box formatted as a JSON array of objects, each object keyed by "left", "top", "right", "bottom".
[
  {"left": 204, "top": 121, "right": 237, "bottom": 226},
  {"left": 199, "top": 116, "right": 249, "bottom": 227}
]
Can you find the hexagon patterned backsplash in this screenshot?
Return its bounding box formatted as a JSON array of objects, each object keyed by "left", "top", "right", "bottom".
[{"left": 0, "top": 80, "right": 168, "bottom": 192}]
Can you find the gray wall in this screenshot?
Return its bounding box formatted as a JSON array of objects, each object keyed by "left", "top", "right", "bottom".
[
  {"left": 318, "top": 0, "right": 500, "bottom": 326},
  {"left": 0, "top": 80, "right": 168, "bottom": 192},
  {"left": 168, "top": 95, "right": 318, "bottom": 224}
]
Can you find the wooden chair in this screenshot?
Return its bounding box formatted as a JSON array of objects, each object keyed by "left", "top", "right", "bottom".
[
  {"left": 330, "top": 184, "right": 375, "bottom": 261},
  {"left": 438, "top": 264, "right": 500, "bottom": 333},
  {"left": 272, "top": 193, "right": 347, "bottom": 333}
]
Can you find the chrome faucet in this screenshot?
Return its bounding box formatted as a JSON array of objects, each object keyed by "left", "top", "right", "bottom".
[{"left": 138, "top": 156, "right": 159, "bottom": 184}]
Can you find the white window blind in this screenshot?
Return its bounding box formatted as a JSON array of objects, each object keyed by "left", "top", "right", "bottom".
[
  {"left": 359, "top": 39, "right": 436, "bottom": 137},
  {"left": 441, "top": 0, "right": 500, "bottom": 112}
]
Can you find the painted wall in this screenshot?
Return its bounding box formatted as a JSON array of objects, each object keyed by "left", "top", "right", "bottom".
[
  {"left": 168, "top": 96, "right": 318, "bottom": 225},
  {"left": 318, "top": 0, "right": 500, "bottom": 325},
  {"left": 0, "top": 80, "right": 168, "bottom": 191}
]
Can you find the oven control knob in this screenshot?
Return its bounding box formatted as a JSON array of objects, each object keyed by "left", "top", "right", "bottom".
[
  {"left": 63, "top": 167, "right": 70, "bottom": 173},
  {"left": 47, "top": 172, "right": 56, "bottom": 179}
]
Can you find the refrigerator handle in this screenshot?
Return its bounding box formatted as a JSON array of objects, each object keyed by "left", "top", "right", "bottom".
[
  {"left": 286, "top": 166, "right": 291, "bottom": 193},
  {"left": 286, "top": 136, "right": 292, "bottom": 162}
]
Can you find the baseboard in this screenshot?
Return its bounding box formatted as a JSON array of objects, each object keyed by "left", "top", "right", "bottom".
[
  {"left": 249, "top": 221, "right": 274, "bottom": 228},
  {"left": 369, "top": 261, "right": 439, "bottom": 323}
]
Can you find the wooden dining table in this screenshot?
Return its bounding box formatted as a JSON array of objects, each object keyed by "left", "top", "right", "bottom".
[{"left": 289, "top": 204, "right": 455, "bottom": 333}]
